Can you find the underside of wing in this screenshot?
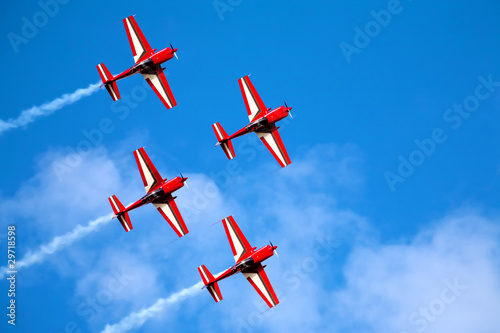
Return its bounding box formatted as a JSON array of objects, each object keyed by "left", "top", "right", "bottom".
[
  {"left": 243, "top": 264, "right": 279, "bottom": 308},
  {"left": 238, "top": 75, "right": 267, "bottom": 122},
  {"left": 153, "top": 195, "right": 188, "bottom": 237},
  {"left": 123, "top": 16, "right": 153, "bottom": 63},
  {"left": 255, "top": 125, "right": 291, "bottom": 167},
  {"left": 133, "top": 147, "right": 163, "bottom": 193},
  {"left": 142, "top": 69, "right": 177, "bottom": 109},
  {"left": 222, "top": 216, "right": 253, "bottom": 263}
]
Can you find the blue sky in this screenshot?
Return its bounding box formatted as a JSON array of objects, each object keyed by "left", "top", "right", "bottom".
[{"left": 1, "top": 0, "right": 500, "bottom": 332}]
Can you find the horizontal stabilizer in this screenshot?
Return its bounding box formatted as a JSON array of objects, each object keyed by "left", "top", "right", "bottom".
[
  {"left": 108, "top": 195, "right": 133, "bottom": 232},
  {"left": 220, "top": 141, "right": 235, "bottom": 160},
  {"left": 97, "top": 63, "right": 121, "bottom": 101},
  {"left": 198, "top": 265, "right": 223, "bottom": 303},
  {"left": 212, "top": 122, "right": 235, "bottom": 160},
  {"left": 104, "top": 81, "right": 121, "bottom": 101},
  {"left": 97, "top": 63, "right": 113, "bottom": 83}
]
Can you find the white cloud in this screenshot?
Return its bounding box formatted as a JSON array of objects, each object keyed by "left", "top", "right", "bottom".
[
  {"left": 14, "top": 142, "right": 498, "bottom": 333},
  {"left": 330, "top": 211, "right": 500, "bottom": 333},
  {"left": 0, "top": 147, "right": 140, "bottom": 283},
  {"left": 0, "top": 147, "right": 130, "bottom": 236},
  {"left": 74, "top": 142, "right": 367, "bottom": 333},
  {"left": 0, "top": 81, "right": 101, "bottom": 134}
]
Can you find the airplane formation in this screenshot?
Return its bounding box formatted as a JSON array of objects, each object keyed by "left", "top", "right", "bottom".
[{"left": 98, "top": 15, "right": 292, "bottom": 309}]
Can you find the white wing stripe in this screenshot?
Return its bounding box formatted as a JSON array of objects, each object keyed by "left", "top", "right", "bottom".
[
  {"left": 98, "top": 64, "right": 110, "bottom": 81},
  {"left": 105, "top": 83, "right": 118, "bottom": 101},
  {"left": 118, "top": 216, "right": 131, "bottom": 232},
  {"left": 244, "top": 272, "right": 275, "bottom": 306},
  {"left": 154, "top": 203, "right": 183, "bottom": 235},
  {"left": 142, "top": 73, "right": 173, "bottom": 108},
  {"left": 258, "top": 132, "right": 287, "bottom": 166},
  {"left": 110, "top": 197, "right": 119, "bottom": 213},
  {"left": 208, "top": 285, "right": 220, "bottom": 302},
  {"left": 109, "top": 87, "right": 118, "bottom": 101},
  {"left": 126, "top": 18, "right": 146, "bottom": 63},
  {"left": 200, "top": 268, "right": 209, "bottom": 284},
  {"left": 225, "top": 218, "right": 245, "bottom": 262},
  {"left": 222, "top": 142, "right": 234, "bottom": 159},
  {"left": 137, "top": 152, "right": 156, "bottom": 192},
  {"left": 242, "top": 81, "right": 260, "bottom": 121},
  {"left": 214, "top": 124, "right": 223, "bottom": 141}
]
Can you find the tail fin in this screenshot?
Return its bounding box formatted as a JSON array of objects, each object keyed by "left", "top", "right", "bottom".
[
  {"left": 198, "top": 265, "right": 223, "bottom": 303},
  {"left": 108, "top": 195, "right": 133, "bottom": 232},
  {"left": 97, "top": 63, "right": 121, "bottom": 101},
  {"left": 212, "top": 122, "right": 235, "bottom": 160}
]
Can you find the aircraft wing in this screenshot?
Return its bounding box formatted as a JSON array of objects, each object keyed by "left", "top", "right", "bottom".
[
  {"left": 133, "top": 147, "right": 163, "bottom": 193},
  {"left": 222, "top": 216, "right": 253, "bottom": 263},
  {"left": 142, "top": 68, "right": 177, "bottom": 109},
  {"left": 123, "top": 16, "right": 153, "bottom": 63},
  {"left": 255, "top": 125, "right": 291, "bottom": 167},
  {"left": 242, "top": 263, "right": 279, "bottom": 308},
  {"left": 238, "top": 75, "right": 267, "bottom": 122},
  {"left": 153, "top": 195, "right": 189, "bottom": 237}
]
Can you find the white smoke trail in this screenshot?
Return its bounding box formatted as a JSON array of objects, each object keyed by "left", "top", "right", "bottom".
[
  {"left": 101, "top": 281, "right": 205, "bottom": 333},
  {"left": 0, "top": 81, "right": 102, "bottom": 135},
  {"left": 0, "top": 213, "right": 112, "bottom": 278}
]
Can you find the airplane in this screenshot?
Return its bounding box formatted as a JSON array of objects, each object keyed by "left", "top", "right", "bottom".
[
  {"left": 97, "top": 15, "right": 178, "bottom": 109},
  {"left": 212, "top": 75, "right": 293, "bottom": 168},
  {"left": 198, "top": 215, "right": 280, "bottom": 308},
  {"left": 108, "top": 147, "right": 189, "bottom": 237}
]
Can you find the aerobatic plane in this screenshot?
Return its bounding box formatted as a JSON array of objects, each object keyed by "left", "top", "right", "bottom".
[
  {"left": 108, "top": 147, "right": 189, "bottom": 237},
  {"left": 198, "top": 216, "right": 280, "bottom": 308},
  {"left": 212, "top": 75, "right": 292, "bottom": 167},
  {"left": 97, "top": 15, "right": 178, "bottom": 109}
]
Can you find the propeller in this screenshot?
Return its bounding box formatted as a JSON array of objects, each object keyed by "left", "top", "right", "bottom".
[
  {"left": 180, "top": 171, "right": 189, "bottom": 189},
  {"left": 284, "top": 100, "right": 293, "bottom": 119},
  {"left": 270, "top": 241, "right": 279, "bottom": 258},
  {"left": 170, "top": 43, "right": 179, "bottom": 60}
]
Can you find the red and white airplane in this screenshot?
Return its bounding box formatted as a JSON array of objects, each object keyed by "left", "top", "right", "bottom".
[
  {"left": 198, "top": 216, "right": 280, "bottom": 308},
  {"left": 108, "top": 147, "right": 189, "bottom": 237},
  {"left": 97, "top": 15, "right": 178, "bottom": 109},
  {"left": 212, "top": 75, "right": 292, "bottom": 167}
]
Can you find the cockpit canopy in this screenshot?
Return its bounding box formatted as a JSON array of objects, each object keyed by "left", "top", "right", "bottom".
[
  {"left": 142, "top": 187, "right": 165, "bottom": 203},
  {"left": 151, "top": 188, "right": 165, "bottom": 198},
  {"left": 232, "top": 257, "right": 255, "bottom": 272}
]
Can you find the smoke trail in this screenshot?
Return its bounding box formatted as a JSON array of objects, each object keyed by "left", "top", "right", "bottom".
[
  {"left": 0, "top": 81, "right": 101, "bottom": 135},
  {"left": 0, "top": 213, "right": 112, "bottom": 278},
  {"left": 101, "top": 281, "right": 206, "bottom": 333}
]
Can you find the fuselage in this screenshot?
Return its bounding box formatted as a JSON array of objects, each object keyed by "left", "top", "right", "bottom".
[
  {"left": 228, "top": 106, "right": 292, "bottom": 141},
  {"left": 124, "top": 176, "right": 186, "bottom": 213},
  {"left": 112, "top": 47, "right": 177, "bottom": 82},
  {"left": 213, "top": 244, "right": 277, "bottom": 283}
]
